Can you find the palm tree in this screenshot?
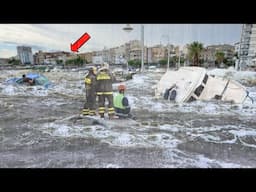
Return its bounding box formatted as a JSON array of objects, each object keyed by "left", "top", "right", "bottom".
[
  {"left": 188, "top": 41, "right": 204, "bottom": 66},
  {"left": 215, "top": 51, "right": 225, "bottom": 67}
]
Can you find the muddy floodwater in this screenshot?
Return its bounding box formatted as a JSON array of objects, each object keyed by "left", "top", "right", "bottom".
[{"left": 1, "top": 69, "right": 256, "bottom": 168}]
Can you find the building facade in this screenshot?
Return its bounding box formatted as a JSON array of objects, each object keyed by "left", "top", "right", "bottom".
[
  {"left": 34, "top": 51, "right": 72, "bottom": 65},
  {"left": 0, "top": 58, "right": 9, "bottom": 64},
  {"left": 248, "top": 24, "right": 256, "bottom": 68},
  {"left": 78, "top": 52, "right": 93, "bottom": 63},
  {"left": 203, "top": 44, "right": 235, "bottom": 67},
  {"left": 17, "top": 46, "right": 33, "bottom": 64},
  {"left": 238, "top": 24, "right": 253, "bottom": 70},
  {"left": 234, "top": 42, "right": 240, "bottom": 54}
]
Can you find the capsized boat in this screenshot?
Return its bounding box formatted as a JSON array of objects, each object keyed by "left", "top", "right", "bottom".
[{"left": 155, "top": 67, "right": 248, "bottom": 104}]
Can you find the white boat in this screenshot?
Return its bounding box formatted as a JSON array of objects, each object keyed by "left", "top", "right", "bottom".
[{"left": 155, "top": 67, "right": 247, "bottom": 104}]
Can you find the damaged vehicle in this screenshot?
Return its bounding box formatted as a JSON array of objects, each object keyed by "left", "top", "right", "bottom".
[
  {"left": 5, "top": 73, "right": 53, "bottom": 88},
  {"left": 155, "top": 67, "right": 250, "bottom": 104},
  {"left": 112, "top": 68, "right": 135, "bottom": 82}
]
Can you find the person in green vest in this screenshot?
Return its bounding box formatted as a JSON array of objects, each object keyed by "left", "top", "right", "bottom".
[{"left": 113, "top": 84, "right": 131, "bottom": 118}]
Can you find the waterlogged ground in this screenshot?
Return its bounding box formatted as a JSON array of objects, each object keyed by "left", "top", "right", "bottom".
[{"left": 0, "top": 69, "right": 256, "bottom": 168}]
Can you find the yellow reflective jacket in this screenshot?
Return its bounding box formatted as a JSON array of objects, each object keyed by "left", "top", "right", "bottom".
[
  {"left": 96, "top": 70, "right": 114, "bottom": 94},
  {"left": 85, "top": 73, "right": 96, "bottom": 92}
]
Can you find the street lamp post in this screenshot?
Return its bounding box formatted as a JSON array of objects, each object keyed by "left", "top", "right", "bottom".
[
  {"left": 167, "top": 43, "right": 170, "bottom": 70},
  {"left": 161, "top": 35, "right": 170, "bottom": 71},
  {"left": 178, "top": 48, "right": 181, "bottom": 69},
  {"left": 123, "top": 24, "right": 144, "bottom": 73},
  {"left": 141, "top": 24, "right": 144, "bottom": 72}
]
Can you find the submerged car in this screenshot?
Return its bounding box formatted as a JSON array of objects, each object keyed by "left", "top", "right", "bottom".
[
  {"left": 112, "top": 68, "right": 135, "bottom": 82},
  {"left": 5, "top": 73, "right": 53, "bottom": 88}
]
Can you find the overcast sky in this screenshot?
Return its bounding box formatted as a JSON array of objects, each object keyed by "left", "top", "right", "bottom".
[{"left": 0, "top": 24, "right": 242, "bottom": 58}]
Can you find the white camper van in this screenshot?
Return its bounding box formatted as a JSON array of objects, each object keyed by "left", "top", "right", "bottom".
[{"left": 155, "top": 67, "right": 247, "bottom": 104}]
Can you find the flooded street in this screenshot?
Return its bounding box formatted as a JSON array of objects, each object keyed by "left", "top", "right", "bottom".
[{"left": 1, "top": 69, "right": 256, "bottom": 168}]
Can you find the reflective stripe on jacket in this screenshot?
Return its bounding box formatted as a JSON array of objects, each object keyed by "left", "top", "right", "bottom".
[
  {"left": 96, "top": 70, "right": 113, "bottom": 93},
  {"left": 85, "top": 77, "right": 91, "bottom": 84}
]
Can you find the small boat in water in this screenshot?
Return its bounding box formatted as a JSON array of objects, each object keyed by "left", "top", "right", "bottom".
[{"left": 155, "top": 67, "right": 248, "bottom": 104}]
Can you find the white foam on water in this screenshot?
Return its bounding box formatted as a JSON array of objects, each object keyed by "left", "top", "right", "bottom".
[
  {"left": 51, "top": 124, "right": 70, "bottom": 137},
  {"left": 194, "top": 154, "right": 244, "bottom": 168},
  {"left": 229, "top": 129, "right": 256, "bottom": 137},
  {"left": 237, "top": 137, "right": 256, "bottom": 148},
  {"left": 188, "top": 124, "right": 238, "bottom": 132},
  {"left": 40, "top": 119, "right": 183, "bottom": 148},
  {"left": 109, "top": 133, "right": 136, "bottom": 146},
  {"left": 183, "top": 124, "right": 256, "bottom": 146},
  {"left": 159, "top": 124, "right": 180, "bottom": 132},
  {"left": 1, "top": 85, "right": 19, "bottom": 95},
  {"left": 89, "top": 128, "right": 113, "bottom": 139},
  {"left": 163, "top": 149, "right": 247, "bottom": 168},
  {"left": 51, "top": 82, "right": 84, "bottom": 96},
  {"left": 144, "top": 133, "right": 181, "bottom": 148},
  {"left": 129, "top": 74, "right": 151, "bottom": 85},
  {"left": 199, "top": 134, "right": 222, "bottom": 141},
  {"left": 193, "top": 132, "right": 237, "bottom": 144},
  {"left": 41, "top": 122, "right": 87, "bottom": 137},
  {"left": 105, "top": 163, "right": 120, "bottom": 168},
  {"left": 30, "top": 86, "right": 49, "bottom": 96},
  {"left": 207, "top": 68, "right": 256, "bottom": 83},
  {"left": 0, "top": 84, "right": 49, "bottom": 96},
  {"left": 40, "top": 99, "right": 67, "bottom": 106},
  {"left": 197, "top": 102, "right": 220, "bottom": 114}
]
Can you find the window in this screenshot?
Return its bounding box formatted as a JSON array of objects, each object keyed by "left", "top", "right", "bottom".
[
  {"left": 203, "top": 74, "right": 208, "bottom": 84},
  {"left": 188, "top": 96, "right": 196, "bottom": 102},
  {"left": 194, "top": 85, "right": 204, "bottom": 97}
]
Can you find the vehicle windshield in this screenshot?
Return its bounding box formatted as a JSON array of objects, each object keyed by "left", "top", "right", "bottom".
[{"left": 35, "top": 75, "right": 50, "bottom": 85}]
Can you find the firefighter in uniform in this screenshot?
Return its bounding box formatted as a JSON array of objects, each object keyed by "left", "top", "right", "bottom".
[
  {"left": 96, "top": 63, "right": 116, "bottom": 119},
  {"left": 83, "top": 66, "right": 97, "bottom": 116}
]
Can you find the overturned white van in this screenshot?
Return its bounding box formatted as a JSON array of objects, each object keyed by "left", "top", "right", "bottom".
[{"left": 155, "top": 67, "right": 248, "bottom": 104}]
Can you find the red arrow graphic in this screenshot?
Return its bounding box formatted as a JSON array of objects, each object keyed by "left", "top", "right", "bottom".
[{"left": 70, "top": 32, "right": 91, "bottom": 52}]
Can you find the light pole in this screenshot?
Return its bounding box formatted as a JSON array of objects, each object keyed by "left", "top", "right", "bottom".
[
  {"left": 123, "top": 24, "right": 144, "bottom": 73},
  {"left": 236, "top": 24, "right": 245, "bottom": 71},
  {"left": 161, "top": 35, "right": 170, "bottom": 71},
  {"left": 167, "top": 44, "right": 170, "bottom": 70},
  {"left": 141, "top": 24, "right": 144, "bottom": 72},
  {"left": 178, "top": 47, "right": 181, "bottom": 69}
]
